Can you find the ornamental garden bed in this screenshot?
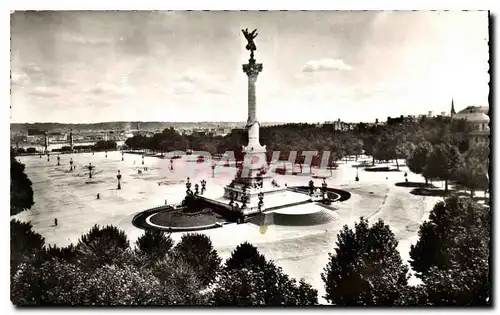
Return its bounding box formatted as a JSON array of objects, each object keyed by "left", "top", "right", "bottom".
[{"left": 149, "top": 207, "right": 226, "bottom": 227}]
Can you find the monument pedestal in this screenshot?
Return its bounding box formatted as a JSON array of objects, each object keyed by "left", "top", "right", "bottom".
[{"left": 223, "top": 175, "right": 287, "bottom": 206}]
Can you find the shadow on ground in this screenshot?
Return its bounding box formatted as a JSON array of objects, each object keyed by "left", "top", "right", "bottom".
[
  {"left": 351, "top": 163, "right": 373, "bottom": 168},
  {"left": 365, "top": 166, "right": 402, "bottom": 172},
  {"left": 410, "top": 188, "right": 451, "bottom": 197},
  {"left": 391, "top": 163, "right": 406, "bottom": 167},
  {"left": 291, "top": 186, "right": 352, "bottom": 202},
  {"left": 395, "top": 182, "right": 435, "bottom": 188},
  {"left": 410, "top": 187, "right": 491, "bottom": 202}
]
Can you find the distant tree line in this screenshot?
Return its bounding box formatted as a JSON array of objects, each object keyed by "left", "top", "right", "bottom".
[{"left": 124, "top": 116, "right": 472, "bottom": 165}]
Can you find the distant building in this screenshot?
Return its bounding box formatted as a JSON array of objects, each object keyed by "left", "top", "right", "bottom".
[
  {"left": 27, "top": 128, "right": 45, "bottom": 136},
  {"left": 450, "top": 98, "right": 456, "bottom": 117},
  {"left": 324, "top": 119, "right": 354, "bottom": 131},
  {"left": 452, "top": 105, "right": 490, "bottom": 147}
]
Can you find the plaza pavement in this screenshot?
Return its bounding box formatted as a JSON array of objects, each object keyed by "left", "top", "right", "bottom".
[{"left": 14, "top": 151, "right": 443, "bottom": 303}]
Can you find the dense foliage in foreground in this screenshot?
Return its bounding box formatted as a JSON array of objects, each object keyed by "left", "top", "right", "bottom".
[
  {"left": 11, "top": 193, "right": 490, "bottom": 306},
  {"left": 10, "top": 224, "right": 318, "bottom": 306},
  {"left": 321, "top": 195, "right": 490, "bottom": 306}
]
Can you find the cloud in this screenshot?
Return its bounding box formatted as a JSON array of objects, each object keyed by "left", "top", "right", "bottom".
[
  {"left": 29, "top": 86, "right": 60, "bottom": 98},
  {"left": 11, "top": 72, "right": 30, "bottom": 86},
  {"left": 23, "top": 64, "right": 43, "bottom": 74},
  {"left": 60, "top": 33, "right": 114, "bottom": 46},
  {"left": 87, "top": 82, "right": 136, "bottom": 97},
  {"left": 302, "top": 58, "right": 352, "bottom": 72},
  {"left": 173, "top": 71, "right": 228, "bottom": 96},
  {"left": 173, "top": 82, "right": 194, "bottom": 95},
  {"left": 205, "top": 86, "right": 227, "bottom": 95},
  {"left": 178, "top": 71, "right": 220, "bottom": 84}
]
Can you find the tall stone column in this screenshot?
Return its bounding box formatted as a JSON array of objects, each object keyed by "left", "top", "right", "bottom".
[
  {"left": 44, "top": 131, "right": 49, "bottom": 153},
  {"left": 69, "top": 129, "right": 74, "bottom": 151},
  {"left": 242, "top": 59, "right": 264, "bottom": 153},
  {"left": 247, "top": 73, "right": 257, "bottom": 125}
]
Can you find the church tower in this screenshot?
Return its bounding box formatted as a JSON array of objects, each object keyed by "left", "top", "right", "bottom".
[{"left": 450, "top": 98, "right": 456, "bottom": 117}]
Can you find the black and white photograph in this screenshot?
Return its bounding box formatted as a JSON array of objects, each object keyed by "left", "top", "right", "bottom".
[{"left": 9, "top": 10, "right": 491, "bottom": 306}]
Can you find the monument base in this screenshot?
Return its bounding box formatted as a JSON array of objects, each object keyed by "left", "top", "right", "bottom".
[{"left": 223, "top": 176, "right": 287, "bottom": 205}]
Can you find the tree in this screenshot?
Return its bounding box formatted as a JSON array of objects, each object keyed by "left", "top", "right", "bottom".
[
  {"left": 10, "top": 219, "right": 45, "bottom": 276},
  {"left": 212, "top": 261, "right": 318, "bottom": 306},
  {"left": 394, "top": 141, "right": 415, "bottom": 170},
  {"left": 297, "top": 278, "right": 319, "bottom": 306},
  {"left": 352, "top": 139, "right": 364, "bottom": 161},
  {"left": 467, "top": 142, "right": 490, "bottom": 167},
  {"left": 212, "top": 268, "right": 265, "bottom": 306},
  {"left": 76, "top": 225, "right": 130, "bottom": 267},
  {"left": 422, "top": 264, "right": 490, "bottom": 306},
  {"left": 135, "top": 230, "right": 174, "bottom": 262},
  {"left": 10, "top": 153, "right": 34, "bottom": 215},
  {"left": 409, "top": 195, "right": 490, "bottom": 276},
  {"left": 12, "top": 258, "right": 165, "bottom": 306},
  {"left": 225, "top": 242, "right": 266, "bottom": 272},
  {"left": 173, "top": 233, "right": 221, "bottom": 287},
  {"left": 152, "top": 255, "right": 208, "bottom": 305},
  {"left": 423, "top": 144, "right": 464, "bottom": 192},
  {"left": 457, "top": 143, "right": 490, "bottom": 197},
  {"left": 93, "top": 140, "right": 117, "bottom": 151},
  {"left": 408, "top": 195, "right": 490, "bottom": 305},
  {"left": 394, "top": 285, "right": 429, "bottom": 306},
  {"left": 321, "top": 217, "right": 409, "bottom": 306},
  {"left": 214, "top": 242, "right": 318, "bottom": 306},
  {"left": 43, "top": 244, "right": 78, "bottom": 263},
  {"left": 407, "top": 141, "right": 433, "bottom": 184},
  {"left": 456, "top": 156, "right": 489, "bottom": 197},
  {"left": 125, "top": 135, "right": 150, "bottom": 150},
  {"left": 362, "top": 135, "right": 377, "bottom": 165},
  {"left": 11, "top": 258, "right": 87, "bottom": 305},
  {"left": 81, "top": 264, "right": 163, "bottom": 306},
  {"left": 372, "top": 137, "right": 393, "bottom": 164}
]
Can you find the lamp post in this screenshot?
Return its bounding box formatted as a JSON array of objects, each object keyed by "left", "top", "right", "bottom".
[
  {"left": 117, "top": 170, "right": 122, "bottom": 190},
  {"left": 186, "top": 177, "right": 192, "bottom": 195},
  {"left": 201, "top": 180, "right": 206, "bottom": 194},
  {"left": 322, "top": 179, "right": 327, "bottom": 200},
  {"left": 88, "top": 163, "right": 93, "bottom": 179}
]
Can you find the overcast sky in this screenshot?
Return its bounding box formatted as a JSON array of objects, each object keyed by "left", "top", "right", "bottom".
[{"left": 10, "top": 11, "right": 489, "bottom": 123}]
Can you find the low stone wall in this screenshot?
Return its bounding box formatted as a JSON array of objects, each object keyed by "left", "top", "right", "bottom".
[{"left": 132, "top": 204, "right": 226, "bottom": 233}]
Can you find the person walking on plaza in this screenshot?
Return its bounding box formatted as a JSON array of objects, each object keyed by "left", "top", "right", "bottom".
[{"left": 54, "top": 218, "right": 58, "bottom": 226}]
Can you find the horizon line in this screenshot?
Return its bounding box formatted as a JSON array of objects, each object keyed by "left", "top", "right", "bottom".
[{"left": 10, "top": 119, "right": 385, "bottom": 125}]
